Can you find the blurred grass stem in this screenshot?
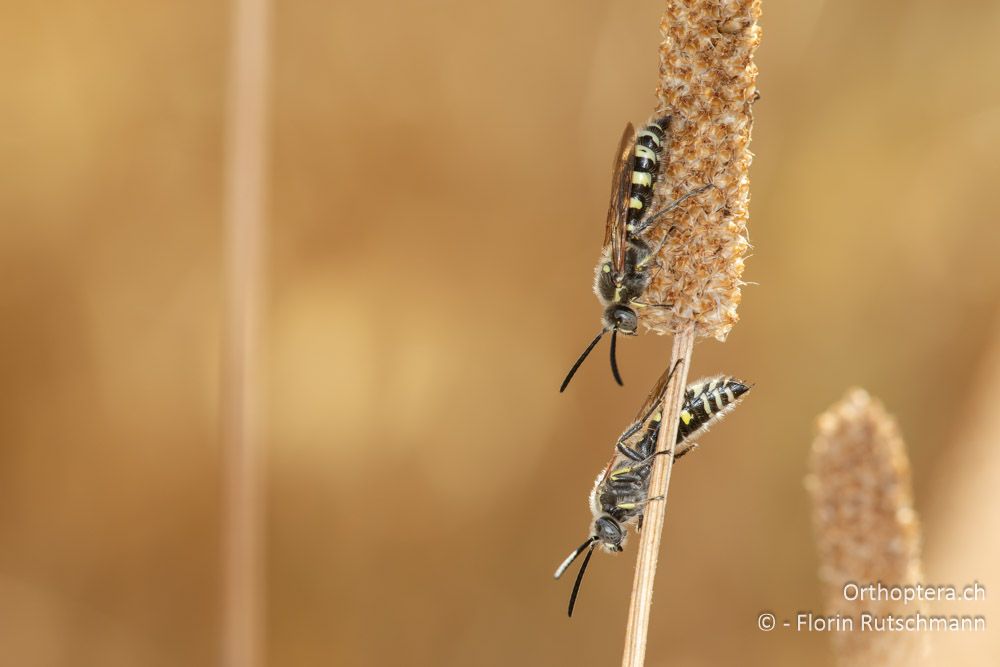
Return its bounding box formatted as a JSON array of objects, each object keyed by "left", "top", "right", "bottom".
[{"left": 222, "top": 0, "right": 270, "bottom": 664}]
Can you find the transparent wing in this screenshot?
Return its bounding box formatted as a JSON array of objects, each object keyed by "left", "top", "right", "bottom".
[
  {"left": 597, "top": 454, "right": 617, "bottom": 485},
  {"left": 598, "top": 363, "right": 681, "bottom": 486},
  {"left": 603, "top": 122, "right": 636, "bottom": 275},
  {"left": 632, "top": 362, "right": 677, "bottom": 425}
]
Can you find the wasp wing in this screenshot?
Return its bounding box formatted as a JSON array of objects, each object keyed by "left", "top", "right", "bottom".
[
  {"left": 632, "top": 362, "right": 681, "bottom": 426},
  {"left": 603, "top": 122, "right": 636, "bottom": 275},
  {"left": 597, "top": 364, "right": 678, "bottom": 485},
  {"left": 597, "top": 455, "right": 617, "bottom": 485}
]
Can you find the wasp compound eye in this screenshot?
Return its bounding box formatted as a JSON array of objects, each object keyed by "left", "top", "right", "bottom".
[
  {"left": 613, "top": 307, "right": 638, "bottom": 333},
  {"left": 596, "top": 516, "right": 624, "bottom": 546}
]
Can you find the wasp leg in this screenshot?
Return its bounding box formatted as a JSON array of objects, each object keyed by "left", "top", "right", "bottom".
[
  {"left": 608, "top": 473, "right": 643, "bottom": 487},
  {"left": 616, "top": 495, "right": 666, "bottom": 516},
  {"left": 621, "top": 428, "right": 694, "bottom": 469},
  {"left": 630, "top": 184, "right": 715, "bottom": 237},
  {"left": 613, "top": 501, "right": 641, "bottom": 512},
  {"left": 607, "top": 464, "right": 647, "bottom": 488},
  {"left": 630, "top": 449, "right": 672, "bottom": 469},
  {"left": 637, "top": 493, "right": 674, "bottom": 532},
  {"left": 631, "top": 440, "right": 698, "bottom": 469},
  {"left": 617, "top": 419, "right": 646, "bottom": 445},
  {"left": 631, "top": 300, "right": 673, "bottom": 311},
  {"left": 616, "top": 419, "right": 661, "bottom": 461},
  {"left": 620, "top": 415, "right": 663, "bottom": 454},
  {"left": 675, "top": 441, "right": 699, "bottom": 460},
  {"left": 616, "top": 441, "right": 645, "bottom": 462}
]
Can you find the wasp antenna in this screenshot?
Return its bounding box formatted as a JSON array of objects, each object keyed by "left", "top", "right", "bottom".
[
  {"left": 554, "top": 536, "right": 597, "bottom": 580},
  {"left": 567, "top": 543, "right": 597, "bottom": 618},
  {"left": 610, "top": 329, "right": 624, "bottom": 386},
  {"left": 560, "top": 330, "right": 605, "bottom": 392}
]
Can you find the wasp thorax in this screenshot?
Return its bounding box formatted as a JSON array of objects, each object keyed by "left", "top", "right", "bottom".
[
  {"left": 604, "top": 305, "right": 638, "bottom": 334},
  {"left": 594, "top": 515, "right": 625, "bottom": 550}
]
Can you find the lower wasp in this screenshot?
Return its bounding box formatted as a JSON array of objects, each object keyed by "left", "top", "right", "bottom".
[{"left": 554, "top": 363, "right": 752, "bottom": 616}]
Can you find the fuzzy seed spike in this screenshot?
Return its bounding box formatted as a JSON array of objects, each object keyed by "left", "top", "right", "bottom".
[
  {"left": 807, "top": 389, "right": 930, "bottom": 667},
  {"left": 643, "top": 0, "right": 761, "bottom": 342}
]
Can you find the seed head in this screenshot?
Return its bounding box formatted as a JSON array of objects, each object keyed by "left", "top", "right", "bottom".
[
  {"left": 807, "top": 389, "right": 929, "bottom": 666},
  {"left": 643, "top": 0, "right": 761, "bottom": 341}
]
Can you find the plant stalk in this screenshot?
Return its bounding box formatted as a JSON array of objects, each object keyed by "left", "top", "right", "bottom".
[
  {"left": 222, "top": 0, "right": 270, "bottom": 664},
  {"left": 621, "top": 326, "right": 695, "bottom": 667}
]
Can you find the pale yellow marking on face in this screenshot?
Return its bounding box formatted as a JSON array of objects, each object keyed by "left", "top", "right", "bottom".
[
  {"left": 631, "top": 171, "right": 653, "bottom": 187},
  {"left": 617, "top": 502, "right": 636, "bottom": 510}
]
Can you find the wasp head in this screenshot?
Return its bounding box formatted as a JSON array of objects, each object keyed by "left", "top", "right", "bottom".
[
  {"left": 603, "top": 305, "right": 638, "bottom": 334},
  {"left": 594, "top": 515, "right": 625, "bottom": 552}
]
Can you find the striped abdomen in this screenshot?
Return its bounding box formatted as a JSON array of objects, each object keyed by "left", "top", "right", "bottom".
[
  {"left": 627, "top": 117, "right": 669, "bottom": 230},
  {"left": 677, "top": 376, "right": 751, "bottom": 442}
]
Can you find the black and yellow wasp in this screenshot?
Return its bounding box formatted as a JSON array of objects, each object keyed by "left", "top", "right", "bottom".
[
  {"left": 560, "top": 118, "right": 711, "bottom": 391},
  {"left": 554, "top": 364, "right": 751, "bottom": 616}
]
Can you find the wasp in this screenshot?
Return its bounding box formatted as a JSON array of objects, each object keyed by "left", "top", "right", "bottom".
[
  {"left": 554, "top": 364, "right": 752, "bottom": 616},
  {"left": 560, "top": 117, "right": 712, "bottom": 391}
]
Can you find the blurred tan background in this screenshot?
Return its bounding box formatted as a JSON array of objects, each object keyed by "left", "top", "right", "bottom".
[{"left": 2, "top": 0, "right": 999, "bottom": 665}]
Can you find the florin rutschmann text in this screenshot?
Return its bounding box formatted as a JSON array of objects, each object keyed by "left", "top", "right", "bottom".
[{"left": 755, "top": 581, "right": 987, "bottom": 633}]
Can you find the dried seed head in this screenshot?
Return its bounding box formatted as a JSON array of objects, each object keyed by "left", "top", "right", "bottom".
[
  {"left": 807, "top": 389, "right": 929, "bottom": 667},
  {"left": 644, "top": 0, "right": 761, "bottom": 341}
]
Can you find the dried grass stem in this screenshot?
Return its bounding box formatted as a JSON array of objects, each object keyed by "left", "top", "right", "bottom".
[{"left": 621, "top": 327, "right": 695, "bottom": 667}]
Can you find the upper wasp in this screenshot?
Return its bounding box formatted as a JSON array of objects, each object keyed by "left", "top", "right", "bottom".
[{"left": 560, "top": 117, "right": 711, "bottom": 391}]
